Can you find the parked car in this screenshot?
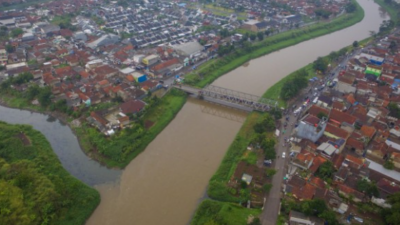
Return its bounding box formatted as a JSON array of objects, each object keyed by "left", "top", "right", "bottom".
[{"left": 282, "top": 152, "right": 286, "bottom": 158}]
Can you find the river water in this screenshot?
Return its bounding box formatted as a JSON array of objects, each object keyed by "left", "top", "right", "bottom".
[
  {"left": 0, "top": 105, "right": 121, "bottom": 186},
  {"left": 87, "top": 1, "right": 388, "bottom": 224},
  {"left": 86, "top": 99, "right": 247, "bottom": 225},
  {"left": 0, "top": 0, "right": 388, "bottom": 224},
  {"left": 213, "top": 0, "right": 388, "bottom": 96}
]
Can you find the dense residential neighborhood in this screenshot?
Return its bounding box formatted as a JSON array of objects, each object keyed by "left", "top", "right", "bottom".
[
  {"left": 0, "top": 0, "right": 354, "bottom": 136},
  {"left": 2, "top": 0, "right": 400, "bottom": 224},
  {"left": 280, "top": 31, "right": 400, "bottom": 224}
]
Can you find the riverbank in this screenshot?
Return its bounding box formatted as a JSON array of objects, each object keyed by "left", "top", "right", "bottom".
[
  {"left": 74, "top": 89, "right": 187, "bottom": 168},
  {"left": 0, "top": 88, "right": 186, "bottom": 168},
  {"left": 0, "top": 121, "right": 100, "bottom": 225},
  {"left": 190, "top": 111, "right": 277, "bottom": 225},
  {"left": 184, "top": 0, "right": 364, "bottom": 88}
]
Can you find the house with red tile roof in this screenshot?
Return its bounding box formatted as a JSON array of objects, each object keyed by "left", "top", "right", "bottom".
[
  {"left": 329, "top": 109, "right": 357, "bottom": 126},
  {"left": 292, "top": 183, "right": 316, "bottom": 201},
  {"left": 309, "top": 155, "right": 327, "bottom": 173},
  {"left": 360, "top": 125, "right": 376, "bottom": 140},
  {"left": 377, "top": 178, "right": 400, "bottom": 198},
  {"left": 337, "top": 183, "right": 365, "bottom": 202},
  {"left": 308, "top": 105, "right": 329, "bottom": 118},
  {"left": 324, "top": 123, "right": 349, "bottom": 140},
  {"left": 344, "top": 154, "right": 364, "bottom": 170},
  {"left": 309, "top": 176, "right": 325, "bottom": 189},
  {"left": 292, "top": 151, "right": 314, "bottom": 170},
  {"left": 93, "top": 65, "right": 118, "bottom": 78},
  {"left": 345, "top": 137, "right": 364, "bottom": 155},
  {"left": 119, "top": 99, "right": 146, "bottom": 114}
]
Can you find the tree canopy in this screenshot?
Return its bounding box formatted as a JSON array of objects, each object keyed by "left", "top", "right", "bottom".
[
  {"left": 0, "top": 122, "right": 99, "bottom": 225},
  {"left": 280, "top": 69, "right": 308, "bottom": 100},
  {"left": 315, "top": 161, "right": 335, "bottom": 182},
  {"left": 382, "top": 192, "right": 400, "bottom": 225},
  {"left": 313, "top": 57, "right": 328, "bottom": 73}
]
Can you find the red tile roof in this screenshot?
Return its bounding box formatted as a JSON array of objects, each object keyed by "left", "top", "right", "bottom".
[
  {"left": 332, "top": 154, "right": 345, "bottom": 170},
  {"left": 337, "top": 183, "right": 364, "bottom": 200},
  {"left": 309, "top": 155, "right": 327, "bottom": 173},
  {"left": 332, "top": 101, "right": 344, "bottom": 111},
  {"left": 329, "top": 109, "right": 357, "bottom": 125},
  {"left": 308, "top": 105, "right": 329, "bottom": 117},
  {"left": 377, "top": 178, "right": 400, "bottom": 194},
  {"left": 325, "top": 123, "right": 349, "bottom": 139},
  {"left": 346, "top": 137, "right": 364, "bottom": 150},
  {"left": 151, "top": 58, "right": 180, "bottom": 72},
  {"left": 309, "top": 176, "right": 325, "bottom": 189},
  {"left": 303, "top": 114, "right": 320, "bottom": 125},
  {"left": 360, "top": 125, "right": 376, "bottom": 139},
  {"left": 293, "top": 183, "right": 316, "bottom": 200},
  {"left": 90, "top": 111, "right": 108, "bottom": 126},
  {"left": 345, "top": 154, "right": 364, "bottom": 168},
  {"left": 120, "top": 99, "right": 145, "bottom": 114}
]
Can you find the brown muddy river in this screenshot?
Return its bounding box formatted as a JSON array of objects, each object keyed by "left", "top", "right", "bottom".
[
  {"left": 86, "top": 99, "right": 247, "bottom": 225},
  {"left": 213, "top": 0, "right": 388, "bottom": 96},
  {"left": 86, "top": 0, "right": 387, "bottom": 224}
]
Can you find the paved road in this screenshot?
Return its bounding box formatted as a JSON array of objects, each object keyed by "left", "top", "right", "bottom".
[{"left": 260, "top": 47, "right": 364, "bottom": 224}]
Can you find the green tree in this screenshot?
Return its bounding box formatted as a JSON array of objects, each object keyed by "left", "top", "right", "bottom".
[
  {"left": 313, "top": 57, "right": 328, "bottom": 73},
  {"left": 388, "top": 102, "right": 400, "bottom": 119},
  {"left": 5, "top": 44, "right": 14, "bottom": 53},
  {"left": 356, "top": 179, "right": 379, "bottom": 197},
  {"left": 352, "top": 40, "right": 359, "bottom": 47},
  {"left": 384, "top": 159, "right": 395, "bottom": 170},
  {"left": 382, "top": 192, "right": 400, "bottom": 225},
  {"left": 10, "top": 28, "right": 23, "bottom": 37},
  {"left": 345, "top": 2, "right": 357, "bottom": 13},
  {"left": 315, "top": 161, "right": 335, "bottom": 181},
  {"left": 249, "top": 34, "right": 256, "bottom": 41},
  {"left": 317, "top": 112, "right": 327, "bottom": 119},
  {"left": 257, "top": 32, "right": 264, "bottom": 41},
  {"left": 38, "top": 87, "right": 52, "bottom": 107}
]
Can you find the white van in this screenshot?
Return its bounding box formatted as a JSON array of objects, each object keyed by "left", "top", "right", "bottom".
[{"left": 312, "top": 97, "right": 318, "bottom": 104}]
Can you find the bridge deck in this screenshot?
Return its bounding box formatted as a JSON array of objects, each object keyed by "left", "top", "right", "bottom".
[{"left": 173, "top": 85, "right": 277, "bottom": 112}]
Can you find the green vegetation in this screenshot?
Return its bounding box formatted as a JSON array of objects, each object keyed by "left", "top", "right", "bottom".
[
  {"left": 75, "top": 89, "right": 187, "bottom": 168},
  {"left": 382, "top": 192, "right": 400, "bottom": 225},
  {"left": 0, "top": 72, "right": 52, "bottom": 111},
  {"left": 356, "top": 179, "right": 379, "bottom": 198},
  {"left": 384, "top": 159, "right": 395, "bottom": 170},
  {"left": 0, "top": 121, "right": 99, "bottom": 225},
  {"left": 374, "top": 0, "right": 400, "bottom": 24},
  {"left": 207, "top": 112, "right": 262, "bottom": 202},
  {"left": 184, "top": 0, "right": 364, "bottom": 88},
  {"left": 315, "top": 161, "right": 336, "bottom": 183},
  {"left": 191, "top": 200, "right": 261, "bottom": 225},
  {"left": 10, "top": 28, "right": 23, "bottom": 37},
  {"left": 241, "top": 151, "right": 258, "bottom": 165},
  {"left": 280, "top": 69, "right": 309, "bottom": 101},
  {"left": 51, "top": 14, "right": 77, "bottom": 31},
  {"left": 262, "top": 64, "right": 314, "bottom": 107}
]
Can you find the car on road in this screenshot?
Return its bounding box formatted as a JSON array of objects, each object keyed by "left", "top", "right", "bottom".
[
  {"left": 263, "top": 159, "right": 272, "bottom": 166},
  {"left": 285, "top": 116, "right": 289, "bottom": 121},
  {"left": 282, "top": 152, "right": 286, "bottom": 158}
]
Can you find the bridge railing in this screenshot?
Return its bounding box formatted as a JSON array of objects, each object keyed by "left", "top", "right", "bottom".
[{"left": 201, "top": 85, "right": 277, "bottom": 112}]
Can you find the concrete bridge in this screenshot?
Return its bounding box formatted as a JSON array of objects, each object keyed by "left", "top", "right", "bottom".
[{"left": 173, "top": 84, "right": 278, "bottom": 112}]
